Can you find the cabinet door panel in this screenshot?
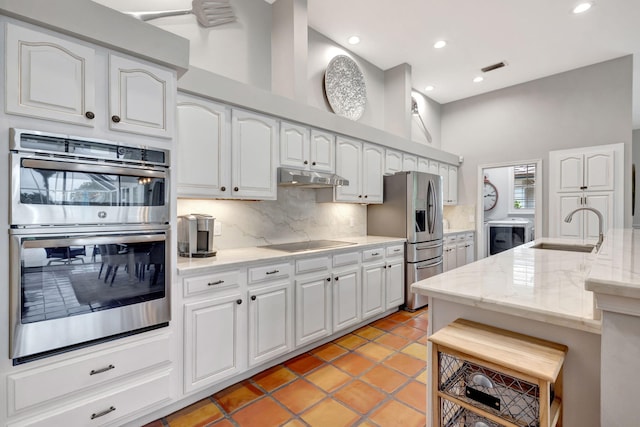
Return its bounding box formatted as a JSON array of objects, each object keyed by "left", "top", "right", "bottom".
[
  {"left": 280, "top": 121, "right": 309, "bottom": 169},
  {"left": 6, "top": 23, "right": 95, "bottom": 126},
  {"left": 362, "top": 263, "right": 384, "bottom": 319},
  {"left": 428, "top": 160, "right": 439, "bottom": 175},
  {"left": 310, "top": 130, "right": 335, "bottom": 172},
  {"left": 184, "top": 294, "right": 244, "bottom": 392},
  {"left": 295, "top": 275, "right": 331, "bottom": 346},
  {"left": 248, "top": 283, "right": 292, "bottom": 366},
  {"left": 557, "top": 155, "right": 583, "bottom": 192},
  {"left": 584, "top": 150, "right": 614, "bottom": 191},
  {"left": 335, "top": 137, "right": 363, "bottom": 202},
  {"left": 403, "top": 154, "right": 418, "bottom": 172},
  {"left": 418, "top": 158, "right": 430, "bottom": 173},
  {"left": 109, "top": 54, "right": 175, "bottom": 139},
  {"left": 177, "top": 94, "right": 230, "bottom": 197},
  {"left": 385, "top": 260, "right": 404, "bottom": 309},
  {"left": 447, "top": 165, "right": 458, "bottom": 205},
  {"left": 362, "top": 144, "right": 384, "bottom": 203},
  {"left": 558, "top": 194, "right": 583, "bottom": 238},
  {"left": 231, "top": 110, "right": 278, "bottom": 200},
  {"left": 333, "top": 269, "right": 360, "bottom": 332},
  {"left": 385, "top": 149, "right": 403, "bottom": 175},
  {"left": 584, "top": 193, "right": 612, "bottom": 240}
]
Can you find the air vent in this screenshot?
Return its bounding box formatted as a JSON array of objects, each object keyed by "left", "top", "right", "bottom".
[{"left": 481, "top": 61, "right": 507, "bottom": 73}]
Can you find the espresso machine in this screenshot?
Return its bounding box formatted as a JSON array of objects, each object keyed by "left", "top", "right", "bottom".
[{"left": 178, "top": 214, "right": 217, "bottom": 257}]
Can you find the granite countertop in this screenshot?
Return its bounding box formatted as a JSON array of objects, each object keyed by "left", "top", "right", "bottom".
[
  {"left": 177, "top": 235, "right": 406, "bottom": 274},
  {"left": 412, "top": 236, "right": 602, "bottom": 333}
]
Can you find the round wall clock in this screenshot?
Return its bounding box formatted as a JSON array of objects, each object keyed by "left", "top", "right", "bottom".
[{"left": 483, "top": 180, "right": 498, "bottom": 211}]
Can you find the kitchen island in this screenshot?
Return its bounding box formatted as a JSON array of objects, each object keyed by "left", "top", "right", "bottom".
[{"left": 412, "top": 236, "right": 604, "bottom": 427}]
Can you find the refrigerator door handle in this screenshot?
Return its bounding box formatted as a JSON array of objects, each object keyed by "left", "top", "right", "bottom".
[
  {"left": 415, "top": 242, "right": 443, "bottom": 250},
  {"left": 416, "top": 259, "right": 444, "bottom": 269},
  {"left": 427, "top": 179, "right": 435, "bottom": 235}
]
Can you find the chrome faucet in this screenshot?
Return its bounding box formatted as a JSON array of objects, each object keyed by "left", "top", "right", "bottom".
[{"left": 564, "top": 207, "right": 604, "bottom": 252}]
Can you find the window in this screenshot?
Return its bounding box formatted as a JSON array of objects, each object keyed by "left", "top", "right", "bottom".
[{"left": 508, "top": 164, "right": 536, "bottom": 214}]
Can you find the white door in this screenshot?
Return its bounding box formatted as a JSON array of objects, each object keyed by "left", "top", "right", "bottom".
[
  {"left": 385, "top": 259, "right": 404, "bottom": 310},
  {"left": 231, "top": 109, "right": 278, "bottom": 200},
  {"left": 280, "top": 121, "right": 309, "bottom": 169},
  {"left": 183, "top": 293, "right": 245, "bottom": 393},
  {"left": 248, "top": 282, "right": 292, "bottom": 366},
  {"left": 403, "top": 154, "right": 418, "bottom": 172},
  {"left": 584, "top": 150, "right": 615, "bottom": 192},
  {"left": 335, "top": 137, "right": 363, "bottom": 202},
  {"left": 332, "top": 268, "right": 361, "bottom": 332},
  {"left": 5, "top": 23, "right": 96, "bottom": 127},
  {"left": 295, "top": 274, "right": 332, "bottom": 346},
  {"left": 385, "top": 149, "right": 403, "bottom": 175},
  {"left": 361, "top": 263, "right": 385, "bottom": 319},
  {"left": 310, "top": 129, "right": 335, "bottom": 172},
  {"left": 176, "top": 94, "right": 230, "bottom": 198},
  {"left": 362, "top": 144, "right": 384, "bottom": 203},
  {"left": 109, "top": 54, "right": 175, "bottom": 139}
]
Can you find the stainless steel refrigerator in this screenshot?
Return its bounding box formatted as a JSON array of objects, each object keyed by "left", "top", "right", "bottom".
[{"left": 367, "top": 171, "right": 443, "bottom": 310}]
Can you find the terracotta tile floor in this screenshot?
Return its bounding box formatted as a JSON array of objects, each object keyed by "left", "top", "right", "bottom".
[{"left": 145, "top": 308, "right": 428, "bottom": 427}]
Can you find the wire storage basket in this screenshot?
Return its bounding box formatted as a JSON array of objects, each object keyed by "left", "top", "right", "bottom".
[
  {"left": 441, "top": 398, "right": 502, "bottom": 427},
  {"left": 439, "top": 351, "right": 540, "bottom": 427}
]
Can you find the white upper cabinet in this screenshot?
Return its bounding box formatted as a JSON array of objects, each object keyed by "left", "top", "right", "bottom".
[
  {"left": 280, "top": 121, "right": 310, "bottom": 170},
  {"left": 231, "top": 109, "right": 279, "bottom": 200},
  {"left": 309, "top": 129, "right": 335, "bottom": 172},
  {"left": 108, "top": 54, "right": 175, "bottom": 139},
  {"left": 5, "top": 22, "right": 96, "bottom": 127},
  {"left": 402, "top": 153, "right": 418, "bottom": 171},
  {"left": 176, "top": 94, "right": 230, "bottom": 198},
  {"left": 362, "top": 144, "right": 384, "bottom": 203},
  {"left": 417, "top": 157, "right": 430, "bottom": 173},
  {"left": 428, "top": 159, "right": 440, "bottom": 175},
  {"left": 385, "top": 149, "right": 403, "bottom": 175},
  {"left": 334, "top": 137, "right": 363, "bottom": 202},
  {"left": 554, "top": 148, "right": 615, "bottom": 192},
  {"left": 439, "top": 163, "right": 458, "bottom": 205}
]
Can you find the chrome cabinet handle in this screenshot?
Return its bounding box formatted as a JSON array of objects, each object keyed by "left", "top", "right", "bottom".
[
  {"left": 91, "top": 406, "right": 116, "bottom": 420},
  {"left": 89, "top": 364, "right": 115, "bottom": 376},
  {"left": 208, "top": 280, "right": 224, "bottom": 286},
  {"left": 265, "top": 270, "right": 279, "bottom": 275}
]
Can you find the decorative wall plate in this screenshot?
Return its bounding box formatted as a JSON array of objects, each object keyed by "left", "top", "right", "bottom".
[{"left": 323, "top": 55, "right": 367, "bottom": 121}]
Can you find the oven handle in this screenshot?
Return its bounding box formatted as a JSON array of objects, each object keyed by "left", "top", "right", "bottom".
[
  {"left": 21, "top": 158, "right": 166, "bottom": 179},
  {"left": 22, "top": 233, "right": 165, "bottom": 249}
]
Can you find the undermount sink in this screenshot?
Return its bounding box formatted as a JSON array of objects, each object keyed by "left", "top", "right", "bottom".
[{"left": 530, "top": 242, "right": 595, "bottom": 253}]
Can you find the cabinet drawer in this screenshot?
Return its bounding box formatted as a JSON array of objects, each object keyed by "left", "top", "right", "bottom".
[
  {"left": 332, "top": 251, "right": 360, "bottom": 267},
  {"left": 295, "top": 256, "right": 330, "bottom": 274},
  {"left": 440, "top": 398, "right": 501, "bottom": 427},
  {"left": 8, "top": 334, "right": 171, "bottom": 414},
  {"left": 386, "top": 244, "right": 404, "bottom": 257},
  {"left": 184, "top": 270, "right": 241, "bottom": 296},
  {"left": 9, "top": 370, "right": 171, "bottom": 427},
  {"left": 445, "top": 235, "right": 458, "bottom": 244},
  {"left": 465, "top": 233, "right": 475, "bottom": 241},
  {"left": 456, "top": 233, "right": 466, "bottom": 242},
  {"left": 362, "top": 247, "right": 384, "bottom": 262},
  {"left": 248, "top": 262, "right": 291, "bottom": 284}
]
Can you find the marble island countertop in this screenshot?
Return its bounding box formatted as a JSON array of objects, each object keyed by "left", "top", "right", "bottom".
[
  {"left": 412, "top": 236, "right": 602, "bottom": 334},
  {"left": 177, "top": 235, "right": 406, "bottom": 274}
]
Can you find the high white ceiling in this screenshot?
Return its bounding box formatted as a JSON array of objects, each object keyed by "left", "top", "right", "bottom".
[{"left": 307, "top": 0, "right": 640, "bottom": 128}]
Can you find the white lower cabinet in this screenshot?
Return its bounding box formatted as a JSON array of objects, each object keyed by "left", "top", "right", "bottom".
[
  {"left": 384, "top": 245, "right": 405, "bottom": 310},
  {"left": 332, "top": 266, "right": 361, "bottom": 332},
  {"left": 361, "top": 247, "right": 385, "bottom": 320},
  {"left": 183, "top": 292, "right": 246, "bottom": 393},
  {"left": 248, "top": 280, "right": 293, "bottom": 367},
  {"left": 295, "top": 272, "right": 332, "bottom": 347}
]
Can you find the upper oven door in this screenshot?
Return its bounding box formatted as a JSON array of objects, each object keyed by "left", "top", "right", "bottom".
[{"left": 11, "top": 153, "right": 169, "bottom": 226}]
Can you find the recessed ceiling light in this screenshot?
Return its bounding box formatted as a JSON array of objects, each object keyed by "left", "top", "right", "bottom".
[
  {"left": 473, "top": 76, "right": 484, "bottom": 83},
  {"left": 425, "top": 85, "right": 435, "bottom": 92},
  {"left": 433, "top": 40, "right": 447, "bottom": 49},
  {"left": 573, "top": 2, "right": 593, "bottom": 14},
  {"left": 348, "top": 35, "right": 360, "bottom": 45}
]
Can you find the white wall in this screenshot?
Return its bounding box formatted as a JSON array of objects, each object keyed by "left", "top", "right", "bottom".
[
  {"left": 442, "top": 56, "right": 633, "bottom": 236},
  {"left": 634, "top": 129, "right": 640, "bottom": 228}
]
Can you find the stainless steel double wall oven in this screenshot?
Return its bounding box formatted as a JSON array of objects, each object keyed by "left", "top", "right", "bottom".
[{"left": 9, "top": 129, "right": 171, "bottom": 363}]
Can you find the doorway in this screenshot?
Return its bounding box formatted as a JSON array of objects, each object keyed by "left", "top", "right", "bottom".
[{"left": 476, "top": 159, "right": 543, "bottom": 259}]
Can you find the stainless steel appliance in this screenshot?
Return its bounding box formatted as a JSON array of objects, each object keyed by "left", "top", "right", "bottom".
[
  {"left": 9, "top": 129, "right": 171, "bottom": 363},
  {"left": 486, "top": 218, "right": 534, "bottom": 256},
  {"left": 178, "top": 214, "right": 217, "bottom": 257},
  {"left": 367, "top": 171, "right": 443, "bottom": 310}
]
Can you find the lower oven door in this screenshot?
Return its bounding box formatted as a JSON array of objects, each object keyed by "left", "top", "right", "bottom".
[
  {"left": 405, "top": 257, "right": 444, "bottom": 311},
  {"left": 9, "top": 226, "right": 170, "bottom": 361}
]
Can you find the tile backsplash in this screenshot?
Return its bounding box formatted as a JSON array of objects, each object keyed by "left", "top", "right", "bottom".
[
  {"left": 443, "top": 205, "right": 476, "bottom": 230},
  {"left": 178, "top": 187, "right": 366, "bottom": 250}
]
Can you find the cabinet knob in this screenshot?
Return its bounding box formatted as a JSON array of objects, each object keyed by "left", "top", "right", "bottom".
[
  {"left": 335, "top": 276, "right": 339, "bottom": 281},
  {"left": 312, "top": 161, "right": 316, "bottom": 166},
  {"left": 251, "top": 295, "right": 257, "bottom": 301},
  {"left": 326, "top": 277, "right": 331, "bottom": 282},
  {"left": 221, "top": 186, "right": 226, "bottom": 192},
  {"left": 304, "top": 160, "right": 308, "bottom": 165},
  {"left": 111, "top": 115, "right": 121, "bottom": 123},
  {"left": 358, "top": 195, "right": 362, "bottom": 198},
  {"left": 234, "top": 187, "right": 239, "bottom": 192},
  {"left": 85, "top": 111, "right": 95, "bottom": 120},
  {"left": 236, "top": 299, "right": 242, "bottom": 305},
  {"left": 364, "top": 195, "right": 368, "bottom": 199}
]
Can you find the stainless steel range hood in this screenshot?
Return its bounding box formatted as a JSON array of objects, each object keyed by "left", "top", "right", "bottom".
[{"left": 277, "top": 167, "right": 349, "bottom": 188}]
